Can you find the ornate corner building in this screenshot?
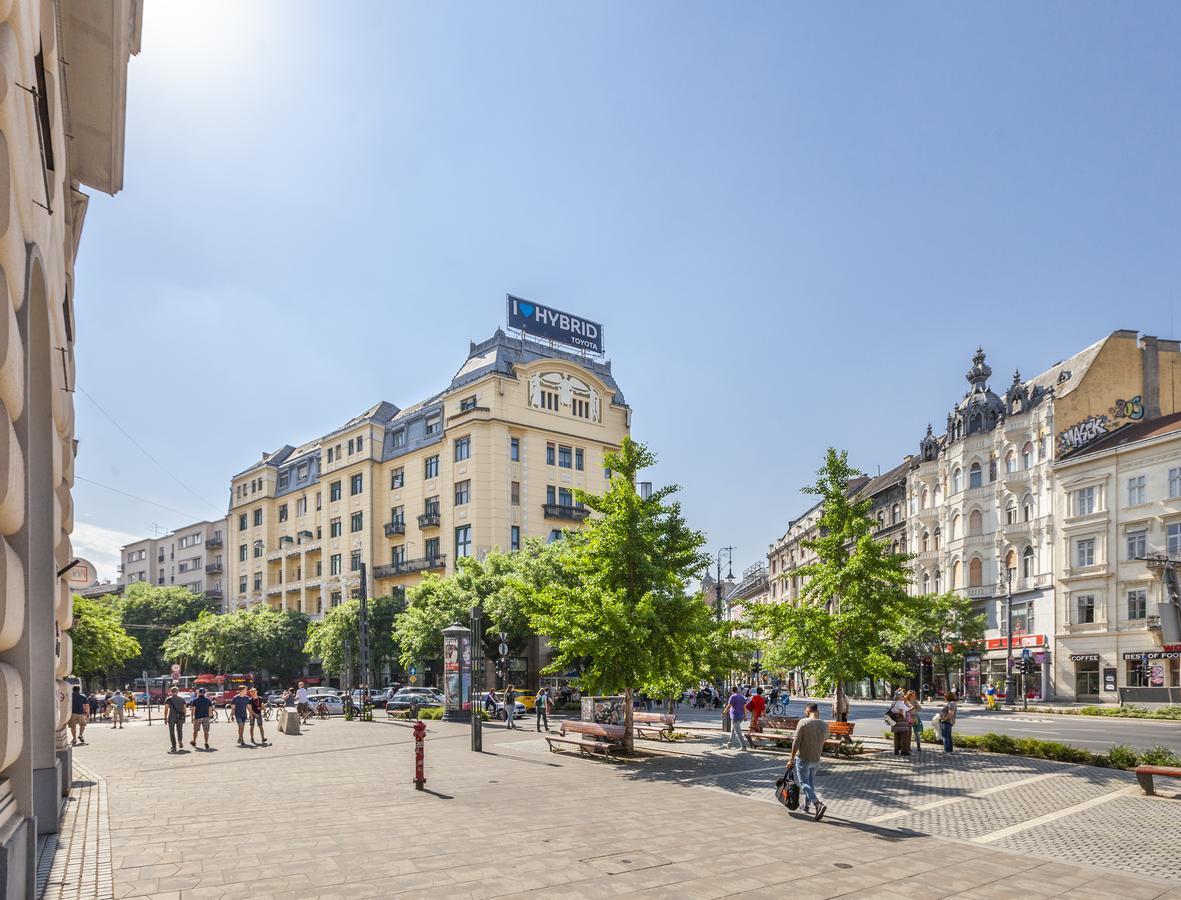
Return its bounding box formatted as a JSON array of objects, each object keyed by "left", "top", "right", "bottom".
[{"left": 0, "top": 1, "right": 142, "bottom": 892}]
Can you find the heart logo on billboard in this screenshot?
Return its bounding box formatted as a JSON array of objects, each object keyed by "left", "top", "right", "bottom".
[{"left": 518, "top": 302, "right": 535, "bottom": 318}]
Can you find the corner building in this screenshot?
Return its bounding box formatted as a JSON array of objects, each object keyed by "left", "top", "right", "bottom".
[{"left": 228, "top": 329, "right": 629, "bottom": 627}]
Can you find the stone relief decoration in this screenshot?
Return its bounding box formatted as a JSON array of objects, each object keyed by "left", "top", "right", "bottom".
[{"left": 528, "top": 371, "right": 601, "bottom": 422}]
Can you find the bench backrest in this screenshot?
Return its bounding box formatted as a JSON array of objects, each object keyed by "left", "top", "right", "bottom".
[
  {"left": 761, "top": 716, "right": 800, "bottom": 731},
  {"left": 828, "top": 722, "right": 855, "bottom": 737},
  {"left": 564, "top": 721, "right": 626, "bottom": 740},
  {"left": 633, "top": 712, "right": 676, "bottom": 725}
]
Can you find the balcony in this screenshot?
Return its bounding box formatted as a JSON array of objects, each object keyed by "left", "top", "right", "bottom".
[
  {"left": 205, "top": 588, "right": 223, "bottom": 601},
  {"left": 1003, "top": 468, "right": 1031, "bottom": 488},
  {"left": 543, "top": 503, "right": 590, "bottom": 522},
  {"left": 915, "top": 505, "right": 939, "bottom": 524},
  {"left": 206, "top": 534, "right": 224, "bottom": 549},
  {"left": 1002, "top": 520, "right": 1030, "bottom": 539},
  {"left": 965, "top": 584, "right": 995, "bottom": 599},
  {"left": 205, "top": 560, "right": 224, "bottom": 574},
  {"left": 266, "top": 585, "right": 282, "bottom": 596},
  {"left": 385, "top": 521, "right": 406, "bottom": 537},
  {"left": 373, "top": 555, "right": 447, "bottom": 579},
  {"left": 417, "top": 511, "right": 441, "bottom": 529}
]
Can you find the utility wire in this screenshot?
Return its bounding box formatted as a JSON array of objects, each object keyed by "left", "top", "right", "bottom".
[
  {"left": 74, "top": 475, "right": 205, "bottom": 521},
  {"left": 76, "top": 386, "right": 221, "bottom": 513}
]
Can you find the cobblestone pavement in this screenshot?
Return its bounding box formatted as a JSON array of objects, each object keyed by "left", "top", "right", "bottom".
[
  {"left": 48, "top": 715, "right": 1181, "bottom": 899},
  {"left": 39, "top": 759, "right": 114, "bottom": 900}
]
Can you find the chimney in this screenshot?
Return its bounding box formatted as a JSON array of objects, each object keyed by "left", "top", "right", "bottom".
[{"left": 1141, "top": 335, "right": 1162, "bottom": 419}]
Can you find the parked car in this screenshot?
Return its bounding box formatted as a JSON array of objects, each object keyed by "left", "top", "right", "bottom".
[
  {"left": 350, "top": 688, "right": 393, "bottom": 709},
  {"left": 486, "top": 691, "right": 527, "bottom": 720},
  {"left": 309, "top": 694, "right": 344, "bottom": 715},
  {"left": 387, "top": 687, "right": 444, "bottom": 712},
  {"left": 264, "top": 691, "right": 287, "bottom": 706},
  {"left": 304, "top": 686, "right": 338, "bottom": 701}
]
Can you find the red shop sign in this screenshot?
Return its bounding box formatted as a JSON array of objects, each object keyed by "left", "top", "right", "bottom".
[{"left": 985, "top": 635, "right": 1045, "bottom": 651}]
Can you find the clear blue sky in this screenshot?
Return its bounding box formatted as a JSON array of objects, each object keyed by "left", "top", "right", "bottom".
[{"left": 73, "top": 2, "right": 1180, "bottom": 580}]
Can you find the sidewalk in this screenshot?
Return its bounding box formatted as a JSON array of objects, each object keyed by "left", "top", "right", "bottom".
[{"left": 43, "top": 714, "right": 1181, "bottom": 899}]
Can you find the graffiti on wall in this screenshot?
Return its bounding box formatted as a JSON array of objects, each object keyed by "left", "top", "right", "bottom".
[{"left": 1057, "top": 396, "right": 1146, "bottom": 455}]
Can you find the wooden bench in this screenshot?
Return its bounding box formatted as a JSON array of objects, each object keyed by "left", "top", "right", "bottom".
[
  {"left": 745, "top": 719, "right": 856, "bottom": 756},
  {"left": 825, "top": 721, "right": 855, "bottom": 756},
  {"left": 1135, "top": 765, "right": 1181, "bottom": 796},
  {"left": 633, "top": 712, "right": 676, "bottom": 741},
  {"left": 545, "top": 721, "right": 625, "bottom": 758}
]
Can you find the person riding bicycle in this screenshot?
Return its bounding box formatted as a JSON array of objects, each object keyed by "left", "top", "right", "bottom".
[{"left": 315, "top": 697, "right": 330, "bottom": 718}]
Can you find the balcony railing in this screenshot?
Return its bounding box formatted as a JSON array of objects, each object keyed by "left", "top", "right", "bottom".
[
  {"left": 373, "top": 555, "right": 447, "bottom": 579},
  {"left": 205, "top": 560, "right": 223, "bottom": 574},
  {"left": 542, "top": 503, "right": 590, "bottom": 522},
  {"left": 205, "top": 588, "right": 223, "bottom": 601},
  {"left": 417, "top": 511, "right": 441, "bottom": 529},
  {"left": 385, "top": 521, "right": 406, "bottom": 537},
  {"left": 206, "top": 534, "right": 224, "bottom": 549}
]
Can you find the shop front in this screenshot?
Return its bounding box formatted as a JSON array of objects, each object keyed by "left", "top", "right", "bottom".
[
  {"left": 1120, "top": 648, "right": 1181, "bottom": 704},
  {"left": 981, "top": 635, "right": 1048, "bottom": 700}
]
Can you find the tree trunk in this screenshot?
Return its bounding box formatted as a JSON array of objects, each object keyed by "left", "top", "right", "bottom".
[
  {"left": 623, "top": 686, "right": 634, "bottom": 755},
  {"left": 941, "top": 652, "right": 951, "bottom": 698}
]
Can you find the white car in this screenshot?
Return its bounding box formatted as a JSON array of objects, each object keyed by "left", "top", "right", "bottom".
[{"left": 308, "top": 694, "right": 344, "bottom": 715}]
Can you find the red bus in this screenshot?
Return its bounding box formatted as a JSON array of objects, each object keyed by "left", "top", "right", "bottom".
[{"left": 194, "top": 672, "right": 255, "bottom": 705}]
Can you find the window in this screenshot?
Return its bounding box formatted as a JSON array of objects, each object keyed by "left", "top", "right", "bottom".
[
  {"left": 968, "top": 558, "right": 983, "bottom": 587},
  {"left": 278, "top": 471, "right": 290, "bottom": 490},
  {"left": 546, "top": 485, "right": 556, "bottom": 505},
  {"left": 316, "top": 492, "right": 322, "bottom": 511},
  {"left": 455, "top": 480, "right": 470, "bottom": 505},
  {"left": 253, "top": 544, "right": 262, "bottom": 558},
  {"left": 1127, "top": 657, "right": 1148, "bottom": 688},
  {"left": 1005, "top": 549, "right": 1017, "bottom": 584},
  {"left": 1076, "top": 594, "right": 1095, "bottom": 624},
  {"left": 1075, "top": 659, "right": 1099, "bottom": 697},
  {"left": 989, "top": 458, "right": 997, "bottom": 482},
  {"left": 391, "top": 545, "right": 406, "bottom": 565},
  {"left": 922, "top": 572, "right": 930, "bottom": 593},
  {"left": 575, "top": 448, "right": 584, "bottom": 471},
  {"left": 455, "top": 525, "right": 472, "bottom": 558},
  {"left": 1170, "top": 467, "right": 1181, "bottom": 498},
  {"left": 920, "top": 488, "right": 928, "bottom": 510},
  {"left": 391, "top": 505, "right": 404, "bottom": 525},
  {"left": 510, "top": 437, "right": 520, "bottom": 461},
  {"left": 424, "top": 496, "right": 440, "bottom": 515},
  {"left": 949, "top": 512, "right": 960, "bottom": 541},
  {"left": 558, "top": 446, "right": 573, "bottom": 469},
  {"left": 968, "top": 509, "right": 983, "bottom": 536},
  {"left": 934, "top": 568, "right": 942, "bottom": 593},
  {"left": 1005, "top": 500, "right": 1017, "bottom": 525},
  {"left": 328, "top": 447, "right": 335, "bottom": 464},
  {"left": 253, "top": 573, "right": 262, "bottom": 591},
  {"left": 460, "top": 395, "right": 477, "bottom": 412},
  {"left": 1022, "top": 496, "right": 1033, "bottom": 522},
  {"left": 239, "top": 575, "right": 247, "bottom": 594},
  {"left": 278, "top": 503, "right": 288, "bottom": 522},
  {"left": 1075, "top": 487, "right": 1095, "bottom": 516},
  {"left": 296, "top": 497, "right": 307, "bottom": 517},
  {"left": 511, "top": 481, "right": 520, "bottom": 505},
  {"left": 350, "top": 550, "right": 362, "bottom": 571},
  {"left": 951, "top": 560, "right": 960, "bottom": 589},
  {"left": 1022, "top": 546, "right": 1035, "bottom": 579},
  {"left": 952, "top": 468, "right": 962, "bottom": 493},
  {"left": 330, "top": 481, "right": 342, "bottom": 502},
  {"left": 891, "top": 503, "right": 899, "bottom": 524},
  {"left": 350, "top": 511, "right": 363, "bottom": 533},
  {"left": 350, "top": 473, "right": 363, "bottom": 495},
  {"left": 510, "top": 525, "right": 521, "bottom": 552},
  {"left": 425, "top": 455, "right": 439, "bottom": 479},
  {"left": 392, "top": 429, "right": 406, "bottom": 449},
  {"left": 1127, "top": 475, "right": 1146, "bottom": 506},
  {"left": 239, "top": 544, "right": 247, "bottom": 562},
  {"left": 548, "top": 530, "right": 562, "bottom": 543},
  {"left": 330, "top": 518, "right": 342, "bottom": 538},
  {"left": 425, "top": 537, "right": 440, "bottom": 560},
  {"left": 1169, "top": 523, "right": 1181, "bottom": 558},
  {"left": 558, "top": 487, "right": 574, "bottom": 507},
  {"left": 1075, "top": 538, "right": 1095, "bottom": 568},
  {"left": 921, "top": 531, "right": 929, "bottom": 552},
  {"left": 455, "top": 436, "right": 471, "bottom": 461},
  {"left": 1127, "top": 588, "right": 1147, "bottom": 620},
  {"left": 253, "top": 509, "right": 262, "bottom": 527},
  {"left": 1127, "top": 530, "right": 1147, "bottom": 560},
  {"left": 391, "top": 467, "right": 404, "bottom": 489},
  {"left": 933, "top": 526, "right": 941, "bottom": 550},
  {"left": 331, "top": 591, "right": 342, "bottom": 608},
  {"left": 1021, "top": 442, "right": 1034, "bottom": 469},
  {"left": 356, "top": 435, "right": 363, "bottom": 452},
  {"left": 1005, "top": 450, "right": 1017, "bottom": 473},
  {"left": 546, "top": 444, "right": 555, "bottom": 466},
  {"left": 969, "top": 463, "right": 982, "bottom": 489},
  {"left": 425, "top": 414, "right": 441, "bottom": 435}
]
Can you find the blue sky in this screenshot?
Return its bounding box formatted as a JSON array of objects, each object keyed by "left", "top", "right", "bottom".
[{"left": 73, "top": 2, "right": 1180, "bottom": 579}]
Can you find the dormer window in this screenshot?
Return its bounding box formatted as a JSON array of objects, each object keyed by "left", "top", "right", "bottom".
[
  {"left": 392, "top": 429, "right": 406, "bottom": 448},
  {"left": 425, "top": 415, "right": 441, "bottom": 435}
]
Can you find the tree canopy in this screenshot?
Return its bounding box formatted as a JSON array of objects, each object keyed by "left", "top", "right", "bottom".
[
  {"left": 889, "top": 591, "right": 986, "bottom": 690},
  {"left": 110, "top": 583, "right": 219, "bottom": 679},
  {"left": 304, "top": 594, "right": 403, "bottom": 683},
  {"left": 70, "top": 595, "right": 141, "bottom": 683},
  {"left": 162, "top": 606, "right": 310, "bottom": 680}
]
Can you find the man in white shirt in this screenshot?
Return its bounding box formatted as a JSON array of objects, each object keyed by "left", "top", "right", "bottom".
[{"left": 296, "top": 682, "right": 310, "bottom": 723}]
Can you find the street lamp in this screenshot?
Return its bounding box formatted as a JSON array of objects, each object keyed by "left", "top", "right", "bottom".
[
  {"left": 997, "top": 556, "right": 1016, "bottom": 706},
  {"left": 714, "top": 546, "right": 735, "bottom": 623}
]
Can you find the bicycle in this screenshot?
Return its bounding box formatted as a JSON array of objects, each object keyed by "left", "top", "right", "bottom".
[{"left": 768, "top": 699, "right": 792, "bottom": 717}]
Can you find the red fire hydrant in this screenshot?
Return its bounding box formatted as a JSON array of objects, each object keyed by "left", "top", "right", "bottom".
[{"left": 413, "top": 719, "right": 426, "bottom": 791}]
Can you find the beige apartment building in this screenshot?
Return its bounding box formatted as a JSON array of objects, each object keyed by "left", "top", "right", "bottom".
[
  {"left": 228, "top": 329, "right": 630, "bottom": 625},
  {"left": 120, "top": 519, "right": 230, "bottom": 603},
  {"left": 0, "top": 1, "right": 142, "bottom": 893}
]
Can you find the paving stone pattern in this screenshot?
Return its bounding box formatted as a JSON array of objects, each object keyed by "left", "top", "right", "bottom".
[
  {"left": 40, "top": 759, "right": 114, "bottom": 900},
  {"left": 48, "top": 715, "right": 1181, "bottom": 899}
]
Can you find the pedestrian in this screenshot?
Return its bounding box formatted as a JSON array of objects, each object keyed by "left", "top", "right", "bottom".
[
  {"left": 189, "top": 687, "right": 213, "bottom": 750},
  {"left": 832, "top": 690, "right": 849, "bottom": 723},
  {"left": 248, "top": 688, "right": 268, "bottom": 745},
  {"left": 534, "top": 686, "right": 551, "bottom": 732},
  {"left": 724, "top": 685, "right": 747, "bottom": 750},
  {"left": 746, "top": 686, "right": 766, "bottom": 733},
  {"left": 985, "top": 682, "right": 997, "bottom": 710},
  {"left": 787, "top": 702, "right": 828, "bottom": 821},
  {"left": 68, "top": 685, "right": 88, "bottom": 745},
  {"left": 905, "top": 690, "right": 924, "bottom": 752},
  {"left": 163, "top": 687, "right": 187, "bottom": 753},
  {"left": 768, "top": 685, "right": 780, "bottom": 712},
  {"left": 503, "top": 685, "right": 517, "bottom": 729},
  {"left": 125, "top": 688, "right": 137, "bottom": 718},
  {"left": 889, "top": 690, "right": 911, "bottom": 756},
  {"left": 231, "top": 686, "right": 252, "bottom": 746},
  {"left": 484, "top": 688, "right": 496, "bottom": 714},
  {"left": 295, "top": 681, "right": 310, "bottom": 723},
  {"left": 109, "top": 688, "right": 126, "bottom": 729},
  {"left": 937, "top": 691, "right": 958, "bottom": 753},
  {"left": 87, "top": 692, "right": 98, "bottom": 722}
]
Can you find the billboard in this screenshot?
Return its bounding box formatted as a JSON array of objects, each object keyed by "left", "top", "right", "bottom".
[{"left": 507, "top": 294, "right": 603, "bottom": 353}]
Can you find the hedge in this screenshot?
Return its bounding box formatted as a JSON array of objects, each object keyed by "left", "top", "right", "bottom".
[{"left": 909, "top": 729, "right": 1181, "bottom": 770}]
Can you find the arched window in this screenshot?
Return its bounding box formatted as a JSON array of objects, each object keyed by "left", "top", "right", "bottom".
[
  {"left": 969, "top": 509, "right": 983, "bottom": 536},
  {"left": 933, "top": 526, "right": 942, "bottom": 550},
  {"left": 1006, "top": 499, "right": 1018, "bottom": 525},
  {"left": 921, "top": 531, "right": 930, "bottom": 552},
  {"left": 969, "top": 462, "right": 982, "bottom": 489},
  {"left": 922, "top": 571, "right": 930, "bottom": 593},
  {"left": 951, "top": 560, "right": 961, "bottom": 589},
  {"left": 891, "top": 540, "right": 898, "bottom": 555},
  {"left": 1022, "top": 546, "right": 1036, "bottom": 579},
  {"left": 952, "top": 467, "right": 962, "bottom": 493},
  {"left": 933, "top": 483, "right": 943, "bottom": 505},
  {"left": 891, "top": 503, "right": 900, "bottom": 524},
  {"left": 934, "top": 568, "right": 942, "bottom": 592},
  {"left": 1005, "top": 549, "right": 1017, "bottom": 583},
  {"left": 1006, "top": 449, "right": 1017, "bottom": 473},
  {"left": 950, "top": 512, "right": 960, "bottom": 541},
  {"left": 877, "top": 511, "right": 884, "bottom": 530},
  {"left": 969, "top": 557, "right": 983, "bottom": 587},
  {"left": 1022, "top": 495, "right": 1034, "bottom": 522},
  {"left": 1022, "top": 441, "right": 1034, "bottom": 469},
  {"left": 921, "top": 488, "right": 929, "bottom": 510}
]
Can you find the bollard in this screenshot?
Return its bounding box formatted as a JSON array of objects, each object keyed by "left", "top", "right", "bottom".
[{"left": 413, "top": 719, "right": 426, "bottom": 790}]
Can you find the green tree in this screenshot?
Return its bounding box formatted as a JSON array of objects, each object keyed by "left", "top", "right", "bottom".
[
  {"left": 749, "top": 448, "right": 918, "bottom": 715},
  {"left": 70, "top": 595, "right": 141, "bottom": 683},
  {"left": 163, "top": 607, "right": 311, "bottom": 681},
  {"left": 522, "top": 437, "right": 714, "bottom": 752},
  {"left": 304, "top": 595, "right": 403, "bottom": 684},
  {"left": 889, "top": 591, "right": 986, "bottom": 693},
  {"left": 112, "top": 583, "right": 219, "bottom": 679}
]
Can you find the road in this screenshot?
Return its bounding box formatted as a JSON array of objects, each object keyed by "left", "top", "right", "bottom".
[{"left": 670, "top": 697, "right": 1181, "bottom": 754}]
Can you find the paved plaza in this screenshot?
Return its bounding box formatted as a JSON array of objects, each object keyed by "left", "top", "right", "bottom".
[{"left": 38, "top": 713, "right": 1181, "bottom": 899}]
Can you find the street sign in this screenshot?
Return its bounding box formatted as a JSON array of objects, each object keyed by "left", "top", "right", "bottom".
[
  {"left": 499, "top": 632, "right": 507, "bottom": 642},
  {"left": 409, "top": 665, "right": 417, "bottom": 676},
  {"left": 1021, "top": 648, "right": 1030, "bottom": 659},
  {"left": 408, "top": 675, "right": 418, "bottom": 685},
  {"left": 170, "top": 663, "right": 180, "bottom": 676},
  {"left": 498, "top": 642, "right": 509, "bottom": 657}
]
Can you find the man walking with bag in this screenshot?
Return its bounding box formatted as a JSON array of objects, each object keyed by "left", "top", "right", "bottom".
[
  {"left": 164, "top": 687, "right": 188, "bottom": 753},
  {"left": 788, "top": 702, "right": 828, "bottom": 821}
]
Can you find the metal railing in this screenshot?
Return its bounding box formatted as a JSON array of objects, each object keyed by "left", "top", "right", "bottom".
[
  {"left": 373, "top": 555, "right": 447, "bottom": 579},
  {"left": 542, "top": 503, "right": 590, "bottom": 522},
  {"left": 385, "top": 521, "right": 406, "bottom": 537},
  {"left": 417, "top": 511, "right": 441, "bottom": 528}
]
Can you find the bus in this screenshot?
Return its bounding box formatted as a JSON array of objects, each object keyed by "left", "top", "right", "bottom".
[{"left": 193, "top": 672, "right": 256, "bottom": 704}]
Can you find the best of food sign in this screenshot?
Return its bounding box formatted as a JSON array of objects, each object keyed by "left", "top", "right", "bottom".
[{"left": 507, "top": 294, "right": 603, "bottom": 353}]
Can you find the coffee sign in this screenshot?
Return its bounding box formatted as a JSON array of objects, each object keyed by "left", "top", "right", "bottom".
[{"left": 507, "top": 295, "right": 603, "bottom": 353}]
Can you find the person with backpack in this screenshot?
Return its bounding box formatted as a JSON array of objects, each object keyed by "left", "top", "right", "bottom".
[
  {"left": 164, "top": 687, "right": 188, "bottom": 753},
  {"left": 534, "top": 686, "right": 552, "bottom": 732}
]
